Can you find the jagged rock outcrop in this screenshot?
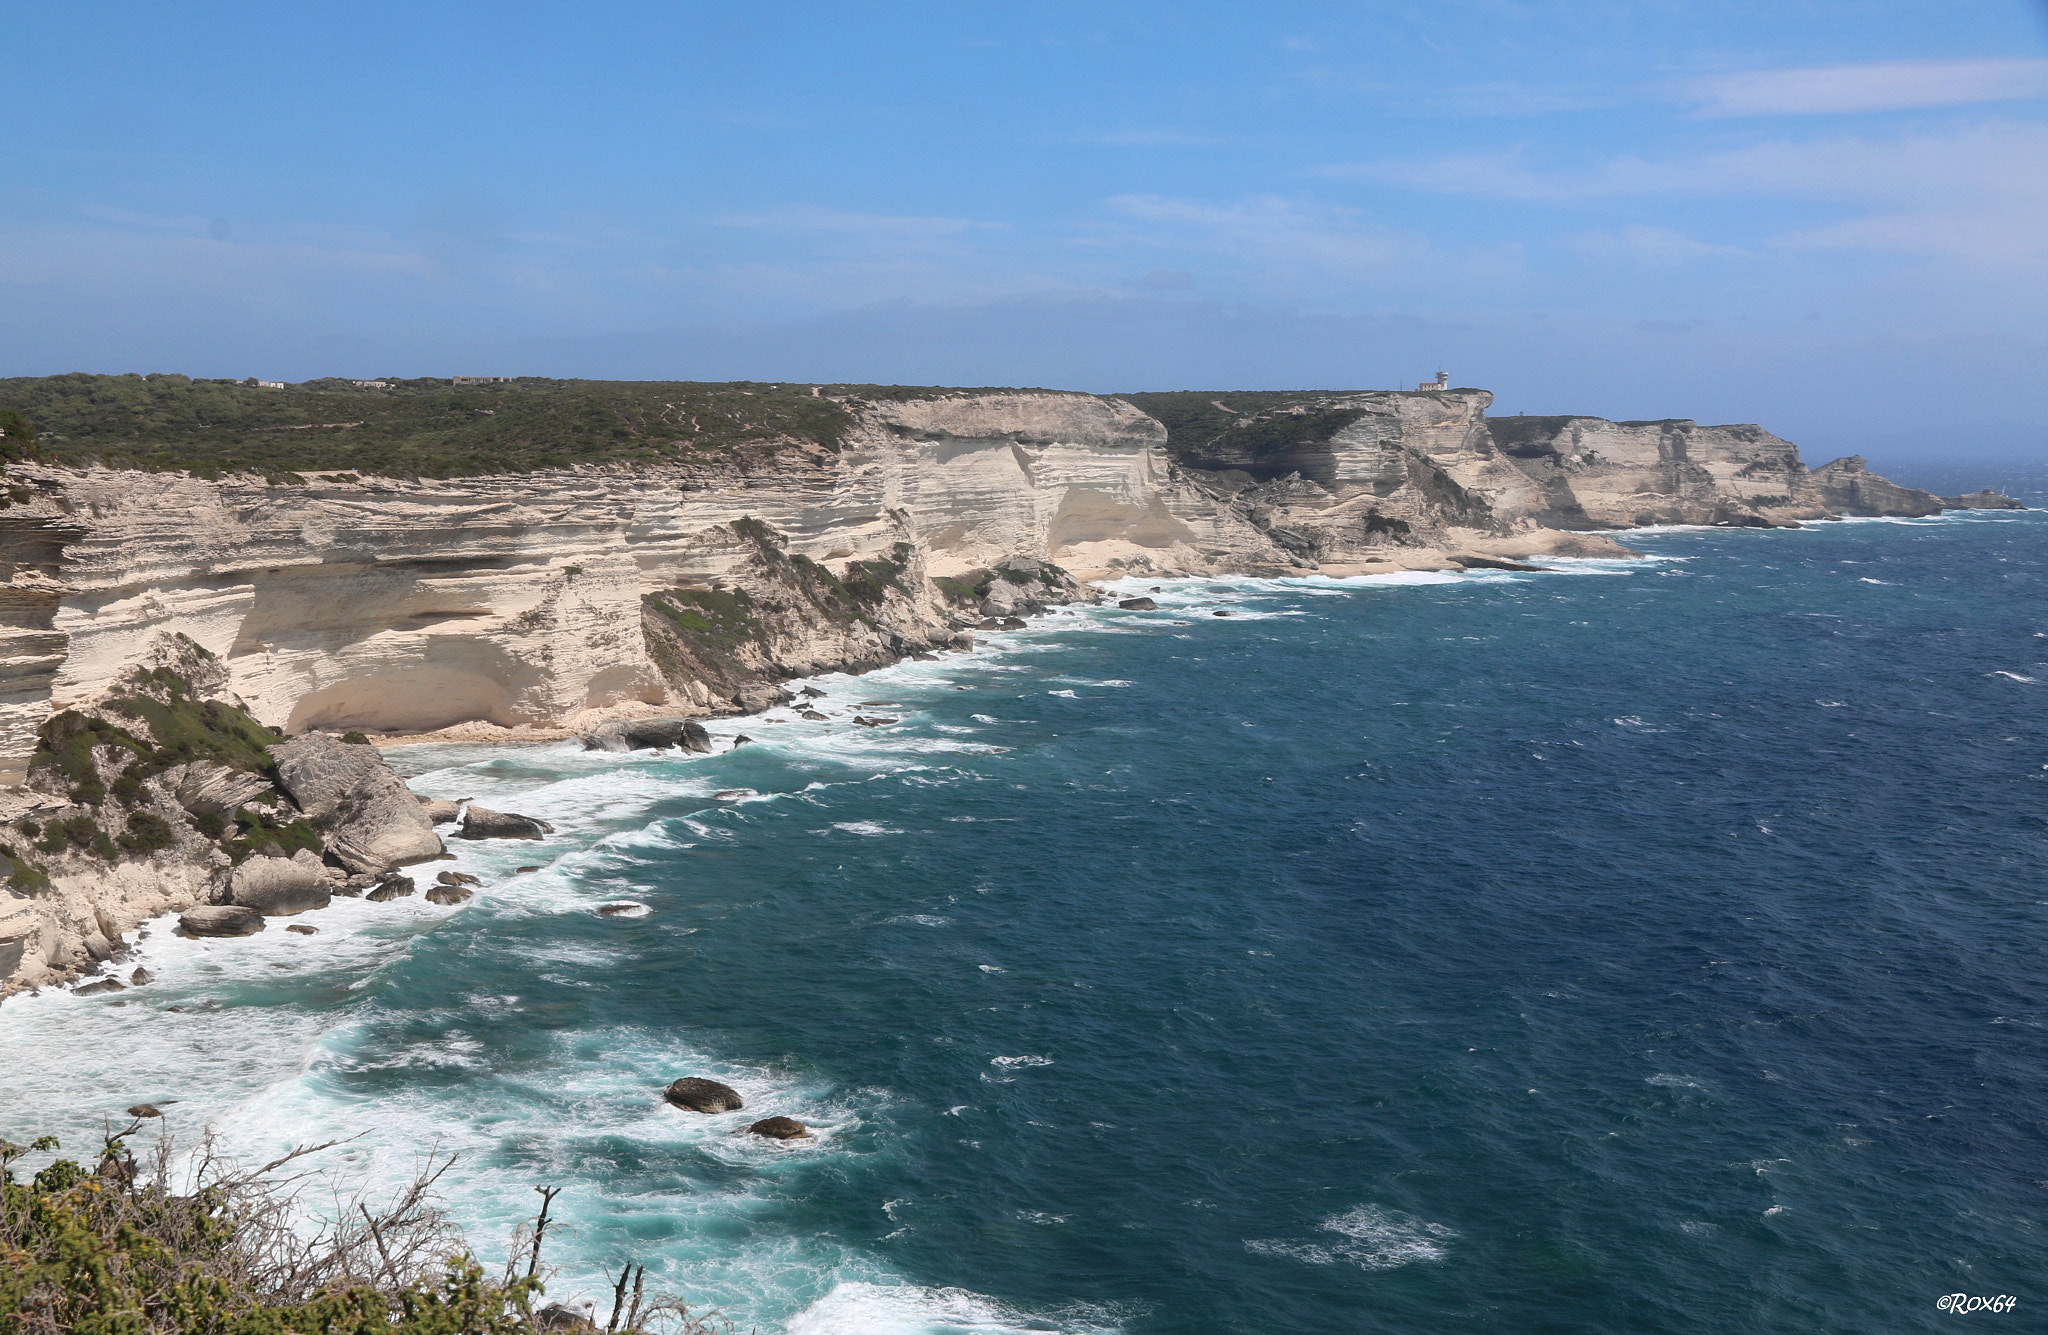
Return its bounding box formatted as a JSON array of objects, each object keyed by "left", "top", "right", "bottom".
[
  {"left": 1802, "top": 456, "right": 1944, "bottom": 518},
  {"left": 270, "top": 732, "right": 443, "bottom": 873},
  {"left": 1941, "top": 490, "right": 2025, "bottom": 510}
]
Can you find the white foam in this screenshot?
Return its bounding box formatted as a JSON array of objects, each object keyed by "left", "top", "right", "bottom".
[
  {"left": 786, "top": 1281, "right": 1124, "bottom": 1335},
  {"left": 989, "top": 1055, "right": 1054, "bottom": 1069},
  {"left": 1245, "top": 1205, "right": 1456, "bottom": 1271}
]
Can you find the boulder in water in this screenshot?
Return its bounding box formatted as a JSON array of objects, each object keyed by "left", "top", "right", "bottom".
[
  {"left": 127, "top": 1104, "right": 162, "bottom": 1118},
  {"left": 1117, "top": 597, "right": 1158, "bottom": 610},
  {"left": 365, "top": 875, "right": 415, "bottom": 902},
  {"left": 285, "top": 924, "right": 318, "bottom": 935},
  {"left": 745, "top": 1116, "right": 811, "bottom": 1140},
  {"left": 458, "top": 805, "right": 554, "bottom": 840},
  {"left": 270, "top": 732, "right": 444, "bottom": 873},
  {"left": 415, "top": 797, "right": 460, "bottom": 824},
  {"left": 730, "top": 735, "right": 753, "bottom": 749},
  {"left": 580, "top": 717, "right": 713, "bottom": 753},
  {"left": 74, "top": 977, "right": 124, "bottom": 996},
  {"left": 798, "top": 709, "right": 828, "bottom": 722},
  {"left": 664, "top": 1077, "right": 743, "bottom": 1113},
  {"left": 425, "top": 885, "right": 472, "bottom": 906},
  {"left": 436, "top": 870, "right": 481, "bottom": 887},
  {"left": 230, "top": 854, "right": 331, "bottom": 916},
  {"left": 732, "top": 684, "right": 794, "bottom": 713},
  {"left": 179, "top": 905, "right": 265, "bottom": 937},
  {"left": 799, "top": 687, "right": 826, "bottom": 698}
]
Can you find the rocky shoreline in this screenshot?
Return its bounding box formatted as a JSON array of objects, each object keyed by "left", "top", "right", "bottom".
[{"left": 0, "top": 382, "right": 2020, "bottom": 999}]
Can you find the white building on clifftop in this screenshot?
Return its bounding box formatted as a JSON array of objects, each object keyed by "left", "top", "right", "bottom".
[{"left": 1416, "top": 371, "right": 1449, "bottom": 392}]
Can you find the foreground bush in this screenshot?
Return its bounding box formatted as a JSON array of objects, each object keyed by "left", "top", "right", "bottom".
[{"left": 0, "top": 1122, "right": 731, "bottom": 1334}]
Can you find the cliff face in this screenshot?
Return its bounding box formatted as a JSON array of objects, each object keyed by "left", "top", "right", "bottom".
[
  {"left": 0, "top": 385, "right": 2006, "bottom": 996},
  {"left": 1486, "top": 417, "right": 1945, "bottom": 526},
  {"left": 0, "top": 390, "right": 1973, "bottom": 780}
]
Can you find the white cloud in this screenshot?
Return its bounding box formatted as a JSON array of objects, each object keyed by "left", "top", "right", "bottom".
[
  {"left": 1686, "top": 58, "right": 2048, "bottom": 118},
  {"left": 1323, "top": 121, "right": 2048, "bottom": 264}
]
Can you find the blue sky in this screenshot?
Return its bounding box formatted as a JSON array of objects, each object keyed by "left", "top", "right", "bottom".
[{"left": 5, "top": 1, "right": 2046, "bottom": 457}]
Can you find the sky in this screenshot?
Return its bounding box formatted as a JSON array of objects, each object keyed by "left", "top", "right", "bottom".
[{"left": 5, "top": 0, "right": 2047, "bottom": 459}]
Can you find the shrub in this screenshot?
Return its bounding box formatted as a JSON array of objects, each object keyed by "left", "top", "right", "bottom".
[
  {"left": 0, "top": 1127, "right": 733, "bottom": 1334},
  {"left": 117, "top": 810, "right": 175, "bottom": 855},
  {"left": 340, "top": 731, "right": 370, "bottom": 745}
]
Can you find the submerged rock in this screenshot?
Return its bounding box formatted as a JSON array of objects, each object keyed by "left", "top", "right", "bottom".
[
  {"left": 596, "top": 901, "right": 650, "bottom": 918},
  {"left": 515, "top": 865, "right": 543, "bottom": 874},
  {"left": 127, "top": 1104, "right": 162, "bottom": 1118},
  {"left": 745, "top": 1116, "right": 811, "bottom": 1140},
  {"left": 1117, "top": 597, "right": 1159, "bottom": 611},
  {"left": 799, "top": 687, "right": 826, "bottom": 698},
  {"left": 425, "top": 885, "right": 472, "bottom": 905},
  {"left": 852, "top": 716, "right": 898, "bottom": 727},
  {"left": 712, "top": 789, "right": 756, "bottom": 800},
  {"left": 458, "top": 805, "right": 554, "bottom": 840},
  {"left": 285, "top": 924, "right": 318, "bottom": 935},
  {"left": 1450, "top": 554, "right": 1550, "bottom": 573},
  {"left": 179, "top": 905, "right": 265, "bottom": 937},
  {"left": 74, "top": 977, "right": 125, "bottom": 996},
  {"left": 798, "top": 709, "right": 828, "bottom": 722},
  {"left": 664, "top": 1077, "right": 743, "bottom": 1113},
  {"left": 730, "top": 735, "right": 754, "bottom": 748}
]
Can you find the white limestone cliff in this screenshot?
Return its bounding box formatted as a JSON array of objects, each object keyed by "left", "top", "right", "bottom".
[{"left": 0, "top": 386, "right": 1997, "bottom": 997}]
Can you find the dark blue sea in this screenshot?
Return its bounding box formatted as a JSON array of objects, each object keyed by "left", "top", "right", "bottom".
[{"left": 5, "top": 504, "right": 2046, "bottom": 1334}]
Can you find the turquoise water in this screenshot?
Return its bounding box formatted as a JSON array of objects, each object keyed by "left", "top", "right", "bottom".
[{"left": 4, "top": 511, "right": 2046, "bottom": 1333}]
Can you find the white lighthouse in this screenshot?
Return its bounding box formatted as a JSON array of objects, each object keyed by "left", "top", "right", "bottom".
[{"left": 1417, "top": 371, "right": 1450, "bottom": 392}]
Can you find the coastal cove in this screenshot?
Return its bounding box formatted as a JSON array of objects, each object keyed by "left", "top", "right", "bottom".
[{"left": 3, "top": 510, "right": 2046, "bottom": 1333}]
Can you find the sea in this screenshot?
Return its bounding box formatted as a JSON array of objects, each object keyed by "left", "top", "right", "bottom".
[{"left": 3, "top": 464, "right": 2045, "bottom": 1334}]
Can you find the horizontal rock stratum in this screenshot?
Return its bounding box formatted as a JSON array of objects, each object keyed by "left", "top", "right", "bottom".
[{"left": 0, "top": 384, "right": 1985, "bottom": 784}]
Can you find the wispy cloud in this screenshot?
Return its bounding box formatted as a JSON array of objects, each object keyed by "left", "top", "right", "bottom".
[
  {"left": 1684, "top": 58, "right": 2048, "bottom": 117},
  {"left": 1569, "top": 227, "right": 1747, "bottom": 263},
  {"left": 1094, "top": 194, "right": 1421, "bottom": 277},
  {"left": 1321, "top": 121, "right": 2048, "bottom": 264}
]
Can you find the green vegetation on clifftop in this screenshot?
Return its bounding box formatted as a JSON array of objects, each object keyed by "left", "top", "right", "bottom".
[{"left": 0, "top": 374, "right": 866, "bottom": 478}]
